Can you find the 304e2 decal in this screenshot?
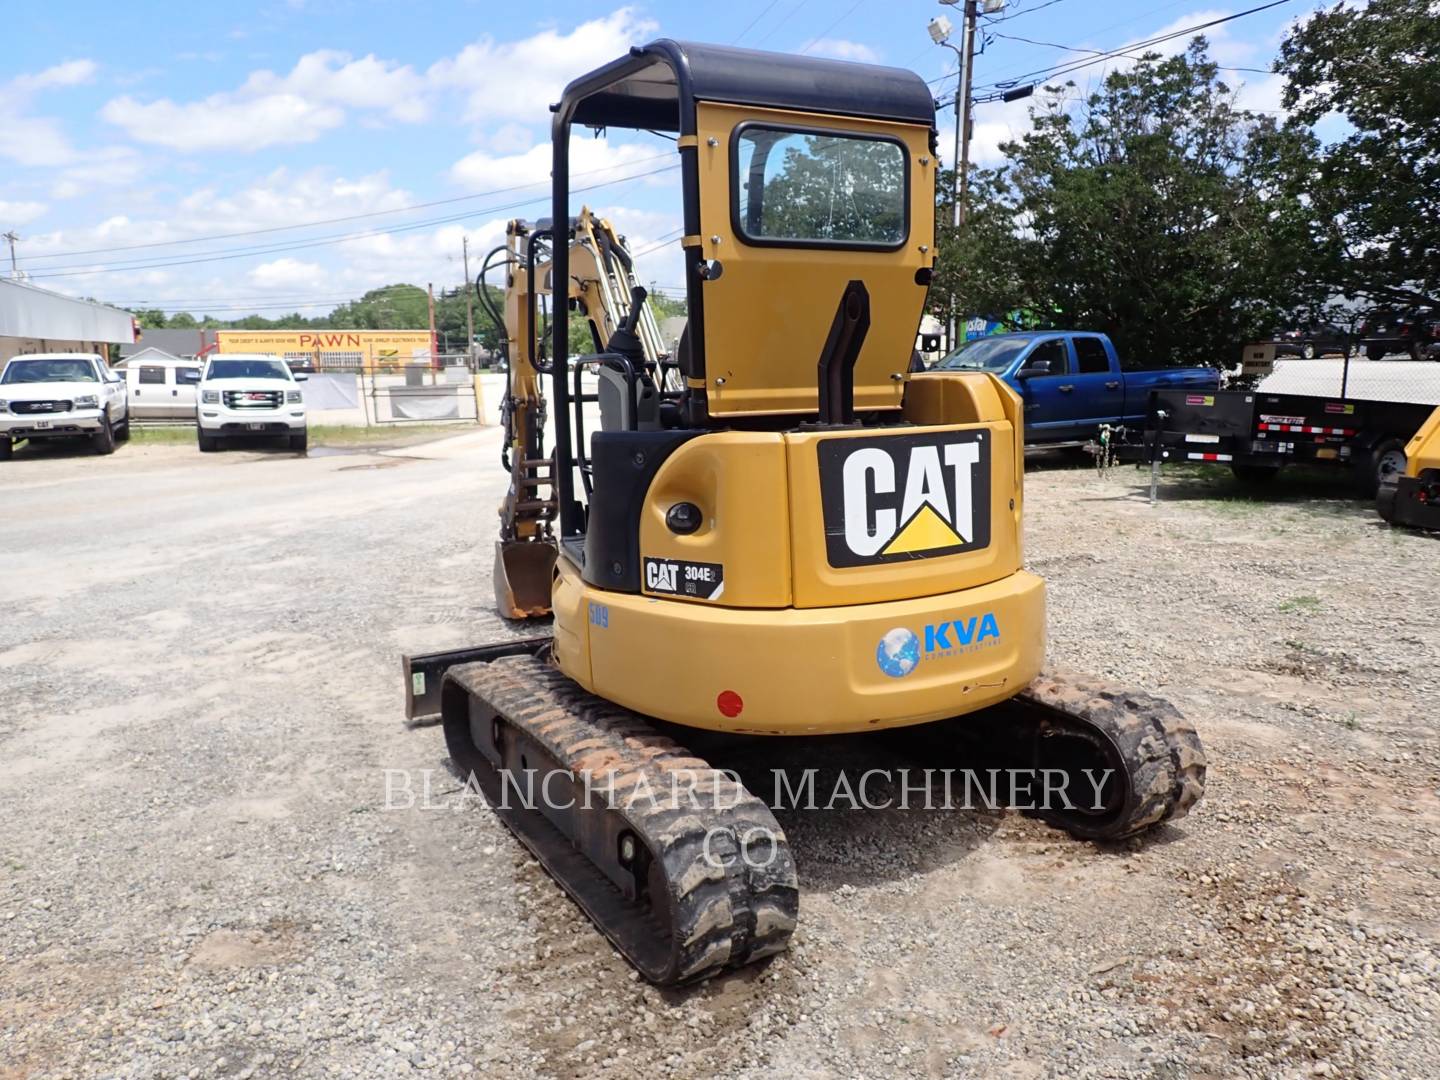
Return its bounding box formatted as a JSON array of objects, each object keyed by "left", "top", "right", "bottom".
[{"left": 818, "top": 430, "right": 991, "bottom": 567}]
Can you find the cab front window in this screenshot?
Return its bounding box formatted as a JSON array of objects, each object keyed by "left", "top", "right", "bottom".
[{"left": 733, "top": 125, "right": 908, "bottom": 248}]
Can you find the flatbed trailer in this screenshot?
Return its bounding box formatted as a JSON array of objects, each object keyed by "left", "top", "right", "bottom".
[{"left": 1110, "top": 388, "right": 1436, "bottom": 496}]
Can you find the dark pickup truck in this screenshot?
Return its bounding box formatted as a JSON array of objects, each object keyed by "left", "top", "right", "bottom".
[{"left": 934, "top": 331, "right": 1220, "bottom": 444}]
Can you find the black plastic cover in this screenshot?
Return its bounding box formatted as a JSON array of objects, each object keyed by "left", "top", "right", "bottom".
[{"left": 582, "top": 430, "right": 702, "bottom": 592}]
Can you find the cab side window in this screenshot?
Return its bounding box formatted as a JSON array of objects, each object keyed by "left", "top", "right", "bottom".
[
  {"left": 1027, "top": 339, "right": 1069, "bottom": 376},
  {"left": 175, "top": 367, "right": 201, "bottom": 385},
  {"left": 138, "top": 366, "right": 165, "bottom": 385},
  {"left": 1074, "top": 337, "right": 1110, "bottom": 374}
]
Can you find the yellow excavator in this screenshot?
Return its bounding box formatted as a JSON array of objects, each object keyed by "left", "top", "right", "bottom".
[
  {"left": 1377, "top": 406, "right": 1440, "bottom": 530},
  {"left": 404, "top": 39, "right": 1206, "bottom": 985}
]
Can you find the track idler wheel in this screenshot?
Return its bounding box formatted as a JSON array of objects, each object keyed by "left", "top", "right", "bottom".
[{"left": 1015, "top": 672, "right": 1207, "bottom": 841}]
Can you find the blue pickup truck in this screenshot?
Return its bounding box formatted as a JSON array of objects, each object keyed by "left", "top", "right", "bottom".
[{"left": 934, "top": 331, "right": 1220, "bottom": 444}]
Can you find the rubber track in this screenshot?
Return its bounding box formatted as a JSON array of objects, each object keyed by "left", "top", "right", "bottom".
[
  {"left": 1019, "top": 670, "right": 1208, "bottom": 840},
  {"left": 447, "top": 655, "right": 799, "bottom": 984}
]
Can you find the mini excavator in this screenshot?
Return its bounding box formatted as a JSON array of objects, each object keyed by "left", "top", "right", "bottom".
[
  {"left": 404, "top": 39, "right": 1207, "bottom": 986},
  {"left": 1377, "top": 406, "right": 1440, "bottom": 531}
]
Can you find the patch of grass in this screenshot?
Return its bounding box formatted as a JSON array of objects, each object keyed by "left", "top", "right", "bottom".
[
  {"left": 1277, "top": 595, "right": 1322, "bottom": 614},
  {"left": 129, "top": 422, "right": 480, "bottom": 448}
]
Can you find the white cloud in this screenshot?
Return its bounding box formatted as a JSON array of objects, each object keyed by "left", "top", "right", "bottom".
[
  {"left": 0, "top": 200, "right": 48, "bottom": 227},
  {"left": 10, "top": 59, "right": 98, "bottom": 93},
  {"left": 0, "top": 59, "right": 99, "bottom": 167},
  {"left": 50, "top": 146, "right": 145, "bottom": 200},
  {"left": 248, "top": 257, "right": 327, "bottom": 289},
  {"left": 429, "top": 8, "right": 659, "bottom": 125},
  {"left": 241, "top": 50, "right": 428, "bottom": 122},
  {"left": 450, "top": 138, "right": 670, "bottom": 193},
  {"left": 99, "top": 10, "right": 656, "bottom": 154},
  {"left": 102, "top": 91, "right": 346, "bottom": 152},
  {"left": 101, "top": 49, "right": 424, "bottom": 151},
  {"left": 802, "top": 39, "right": 882, "bottom": 64}
]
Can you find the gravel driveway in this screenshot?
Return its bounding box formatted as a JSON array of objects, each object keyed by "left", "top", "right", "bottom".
[{"left": 2, "top": 433, "right": 1437, "bottom": 1080}]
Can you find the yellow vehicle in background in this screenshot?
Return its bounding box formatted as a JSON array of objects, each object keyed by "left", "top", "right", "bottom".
[
  {"left": 403, "top": 39, "right": 1206, "bottom": 985},
  {"left": 1378, "top": 406, "right": 1440, "bottom": 530}
]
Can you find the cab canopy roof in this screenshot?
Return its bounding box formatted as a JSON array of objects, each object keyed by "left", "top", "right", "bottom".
[{"left": 561, "top": 39, "right": 937, "bottom": 132}]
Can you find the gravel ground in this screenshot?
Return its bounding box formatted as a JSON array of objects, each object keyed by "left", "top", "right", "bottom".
[{"left": 2, "top": 432, "right": 1437, "bottom": 1080}]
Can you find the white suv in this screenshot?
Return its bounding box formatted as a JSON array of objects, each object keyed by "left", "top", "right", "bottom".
[
  {"left": 196, "top": 354, "right": 308, "bottom": 453},
  {"left": 0, "top": 353, "right": 130, "bottom": 460}
]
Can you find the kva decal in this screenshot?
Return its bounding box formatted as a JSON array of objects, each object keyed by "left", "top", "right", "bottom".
[{"left": 818, "top": 430, "right": 992, "bottom": 567}]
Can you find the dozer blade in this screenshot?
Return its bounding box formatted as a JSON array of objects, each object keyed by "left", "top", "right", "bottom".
[
  {"left": 441, "top": 654, "right": 799, "bottom": 985},
  {"left": 493, "top": 539, "right": 557, "bottom": 619}
]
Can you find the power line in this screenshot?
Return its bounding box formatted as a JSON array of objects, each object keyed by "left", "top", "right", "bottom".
[
  {"left": 22, "top": 152, "right": 674, "bottom": 263},
  {"left": 964, "top": 0, "right": 1299, "bottom": 95},
  {"left": 981, "top": 0, "right": 1070, "bottom": 25},
  {"left": 799, "top": 0, "right": 867, "bottom": 55},
  {"left": 732, "top": 0, "right": 784, "bottom": 44},
  {"left": 25, "top": 164, "right": 681, "bottom": 280},
  {"left": 753, "top": 0, "right": 813, "bottom": 47},
  {"left": 992, "top": 30, "right": 1276, "bottom": 75}
]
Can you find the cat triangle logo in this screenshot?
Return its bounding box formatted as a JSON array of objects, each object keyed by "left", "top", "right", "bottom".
[{"left": 881, "top": 503, "right": 964, "bottom": 555}]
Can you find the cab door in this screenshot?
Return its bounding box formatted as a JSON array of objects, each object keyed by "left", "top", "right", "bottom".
[
  {"left": 1013, "top": 337, "right": 1074, "bottom": 441},
  {"left": 693, "top": 102, "right": 935, "bottom": 418},
  {"left": 1067, "top": 334, "right": 1124, "bottom": 432},
  {"left": 171, "top": 365, "right": 201, "bottom": 418}
]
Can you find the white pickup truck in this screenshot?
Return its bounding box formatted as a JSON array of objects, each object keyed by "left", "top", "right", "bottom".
[
  {"left": 196, "top": 354, "right": 308, "bottom": 453},
  {"left": 0, "top": 352, "right": 130, "bottom": 460}
]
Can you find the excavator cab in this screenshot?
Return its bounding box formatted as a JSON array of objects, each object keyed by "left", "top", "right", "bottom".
[{"left": 406, "top": 40, "right": 1205, "bottom": 987}]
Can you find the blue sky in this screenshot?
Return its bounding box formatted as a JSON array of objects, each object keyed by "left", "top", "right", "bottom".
[{"left": 2, "top": 0, "right": 1316, "bottom": 317}]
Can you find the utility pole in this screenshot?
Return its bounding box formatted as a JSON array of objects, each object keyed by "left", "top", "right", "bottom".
[
  {"left": 2, "top": 231, "right": 18, "bottom": 277},
  {"left": 427, "top": 282, "right": 438, "bottom": 372},
  {"left": 462, "top": 236, "right": 476, "bottom": 368},
  {"left": 956, "top": 0, "right": 979, "bottom": 228}
]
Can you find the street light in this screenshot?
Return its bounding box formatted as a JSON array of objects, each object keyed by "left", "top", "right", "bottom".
[{"left": 928, "top": 15, "right": 964, "bottom": 231}]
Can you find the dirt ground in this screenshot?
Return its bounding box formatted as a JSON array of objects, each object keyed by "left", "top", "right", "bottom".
[{"left": 1, "top": 431, "right": 1436, "bottom": 1080}]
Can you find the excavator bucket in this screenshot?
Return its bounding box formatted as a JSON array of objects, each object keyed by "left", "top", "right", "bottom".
[{"left": 493, "top": 540, "right": 557, "bottom": 618}]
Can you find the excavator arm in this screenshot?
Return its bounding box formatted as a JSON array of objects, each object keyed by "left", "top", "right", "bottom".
[{"left": 479, "top": 208, "right": 672, "bottom": 617}]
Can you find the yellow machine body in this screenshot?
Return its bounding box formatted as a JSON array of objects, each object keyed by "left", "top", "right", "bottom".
[
  {"left": 551, "top": 372, "right": 1045, "bottom": 734},
  {"left": 1402, "top": 406, "right": 1440, "bottom": 478}
]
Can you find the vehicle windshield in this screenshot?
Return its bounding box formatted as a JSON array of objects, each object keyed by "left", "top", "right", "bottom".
[
  {"left": 934, "top": 337, "right": 1032, "bottom": 372},
  {"left": 205, "top": 358, "right": 291, "bottom": 381},
  {"left": 1, "top": 357, "right": 98, "bottom": 384}
]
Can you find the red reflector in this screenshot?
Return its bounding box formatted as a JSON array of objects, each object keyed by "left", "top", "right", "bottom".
[{"left": 716, "top": 691, "right": 744, "bottom": 718}]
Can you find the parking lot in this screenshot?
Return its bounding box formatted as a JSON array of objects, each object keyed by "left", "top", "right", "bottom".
[{"left": 2, "top": 432, "right": 1438, "bottom": 1080}]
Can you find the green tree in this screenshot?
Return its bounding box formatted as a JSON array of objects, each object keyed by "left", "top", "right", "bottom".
[
  {"left": 938, "top": 41, "right": 1323, "bottom": 367},
  {"left": 1277, "top": 0, "right": 1440, "bottom": 311}
]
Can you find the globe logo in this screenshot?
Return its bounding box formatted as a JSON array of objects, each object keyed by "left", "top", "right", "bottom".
[{"left": 876, "top": 627, "right": 921, "bottom": 678}]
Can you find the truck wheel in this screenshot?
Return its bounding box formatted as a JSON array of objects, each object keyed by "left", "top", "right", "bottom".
[
  {"left": 1302, "top": 343, "right": 1316, "bottom": 359},
  {"left": 115, "top": 412, "right": 131, "bottom": 441},
  {"left": 1354, "top": 437, "right": 1406, "bottom": 497},
  {"left": 197, "top": 430, "right": 218, "bottom": 453},
  {"left": 1232, "top": 463, "right": 1282, "bottom": 485},
  {"left": 0, "top": 436, "right": 12, "bottom": 461},
  {"left": 289, "top": 430, "right": 308, "bottom": 454},
  {"left": 1365, "top": 345, "right": 1386, "bottom": 362},
  {"left": 92, "top": 416, "right": 116, "bottom": 456}
]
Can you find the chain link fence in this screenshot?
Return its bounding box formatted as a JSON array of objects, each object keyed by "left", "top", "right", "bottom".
[{"left": 1231, "top": 343, "right": 1440, "bottom": 407}]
